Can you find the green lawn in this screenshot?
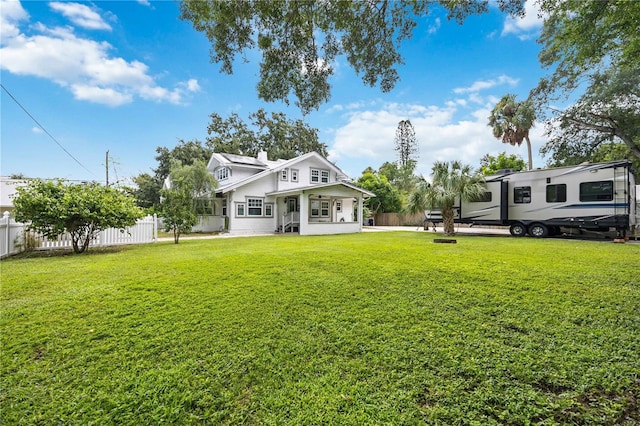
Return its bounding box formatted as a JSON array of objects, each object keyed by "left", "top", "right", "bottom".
[{"left": 2, "top": 233, "right": 639, "bottom": 425}]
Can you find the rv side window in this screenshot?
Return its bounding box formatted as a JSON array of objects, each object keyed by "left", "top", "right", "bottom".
[
  {"left": 580, "top": 181, "right": 613, "bottom": 202},
  {"left": 514, "top": 186, "right": 531, "bottom": 203},
  {"left": 546, "top": 184, "right": 567, "bottom": 203},
  {"left": 471, "top": 192, "right": 492, "bottom": 202}
]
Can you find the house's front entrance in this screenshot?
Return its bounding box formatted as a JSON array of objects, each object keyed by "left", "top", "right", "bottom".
[{"left": 280, "top": 196, "right": 300, "bottom": 232}]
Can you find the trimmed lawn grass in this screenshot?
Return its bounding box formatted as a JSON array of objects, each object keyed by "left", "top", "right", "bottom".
[{"left": 1, "top": 233, "right": 639, "bottom": 424}]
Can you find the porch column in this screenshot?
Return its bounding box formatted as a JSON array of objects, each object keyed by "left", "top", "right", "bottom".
[
  {"left": 358, "top": 195, "right": 364, "bottom": 231},
  {"left": 299, "top": 192, "right": 308, "bottom": 235}
]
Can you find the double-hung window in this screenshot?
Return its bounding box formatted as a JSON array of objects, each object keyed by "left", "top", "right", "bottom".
[
  {"left": 281, "top": 169, "right": 288, "bottom": 181},
  {"left": 291, "top": 169, "right": 299, "bottom": 182},
  {"left": 311, "top": 168, "right": 329, "bottom": 183},
  {"left": 247, "top": 198, "right": 263, "bottom": 216},
  {"left": 216, "top": 167, "right": 229, "bottom": 181}
]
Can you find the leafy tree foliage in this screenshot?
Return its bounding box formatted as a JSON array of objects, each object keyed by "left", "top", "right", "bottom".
[
  {"left": 206, "top": 109, "right": 328, "bottom": 159},
  {"left": 488, "top": 94, "right": 536, "bottom": 170},
  {"left": 480, "top": 152, "right": 526, "bottom": 176},
  {"left": 356, "top": 171, "right": 402, "bottom": 214},
  {"left": 132, "top": 139, "right": 213, "bottom": 211},
  {"left": 378, "top": 161, "right": 419, "bottom": 195},
  {"left": 179, "top": 0, "right": 525, "bottom": 114},
  {"left": 13, "top": 180, "right": 143, "bottom": 254},
  {"left": 394, "top": 119, "right": 418, "bottom": 168},
  {"left": 160, "top": 161, "right": 218, "bottom": 244},
  {"left": 533, "top": 0, "right": 640, "bottom": 163},
  {"left": 406, "top": 161, "right": 485, "bottom": 236}
]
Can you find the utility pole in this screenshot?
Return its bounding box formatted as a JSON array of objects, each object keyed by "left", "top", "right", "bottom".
[{"left": 106, "top": 150, "right": 109, "bottom": 187}]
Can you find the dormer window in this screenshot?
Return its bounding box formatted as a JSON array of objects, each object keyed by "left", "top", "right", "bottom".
[
  {"left": 216, "top": 167, "right": 230, "bottom": 181},
  {"left": 281, "top": 168, "right": 288, "bottom": 181}
]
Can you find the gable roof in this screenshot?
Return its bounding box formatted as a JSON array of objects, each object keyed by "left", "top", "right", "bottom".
[
  {"left": 216, "top": 151, "right": 349, "bottom": 194},
  {"left": 266, "top": 181, "right": 375, "bottom": 198}
]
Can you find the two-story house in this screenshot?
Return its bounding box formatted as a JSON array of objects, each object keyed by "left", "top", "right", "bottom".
[{"left": 190, "top": 151, "right": 374, "bottom": 235}]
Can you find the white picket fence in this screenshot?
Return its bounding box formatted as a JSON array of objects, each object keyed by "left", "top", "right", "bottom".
[{"left": 0, "top": 212, "right": 158, "bottom": 258}]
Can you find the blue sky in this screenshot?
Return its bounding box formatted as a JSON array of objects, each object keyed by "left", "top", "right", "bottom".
[{"left": 1, "top": 0, "right": 546, "bottom": 184}]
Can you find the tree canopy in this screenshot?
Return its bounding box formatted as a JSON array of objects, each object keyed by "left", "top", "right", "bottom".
[
  {"left": 480, "top": 152, "right": 526, "bottom": 176},
  {"left": 207, "top": 109, "right": 328, "bottom": 159},
  {"left": 488, "top": 94, "right": 536, "bottom": 170},
  {"left": 533, "top": 0, "right": 640, "bottom": 164},
  {"left": 356, "top": 171, "right": 402, "bottom": 214},
  {"left": 394, "top": 119, "right": 418, "bottom": 169},
  {"left": 13, "top": 180, "right": 143, "bottom": 254},
  {"left": 180, "top": 0, "right": 525, "bottom": 114}
]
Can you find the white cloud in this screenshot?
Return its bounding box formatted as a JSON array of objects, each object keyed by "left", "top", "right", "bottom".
[
  {"left": 502, "top": 1, "right": 544, "bottom": 40},
  {"left": 328, "top": 99, "right": 546, "bottom": 178},
  {"left": 453, "top": 75, "right": 519, "bottom": 94},
  {"left": 428, "top": 17, "right": 441, "bottom": 35},
  {"left": 0, "top": 0, "right": 28, "bottom": 40},
  {"left": 31, "top": 126, "right": 44, "bottom": 134},
  {"left": 0, "top": 3, "right": 197, "bottom": 107},
  {"left": 49, "top": 2, "right": 112, "bottom": 31},
  {"left": 137, "top": 0, "right": 151, "bottom": 6}
]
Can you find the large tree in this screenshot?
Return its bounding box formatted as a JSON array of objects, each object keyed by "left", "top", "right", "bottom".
[
  {"left": 488, "top": 94, "right": 536, "bottom": 170},
  {"left": 406, "top": 161, "right": 486, "bottom": 236},
  {"left": 13, "top": 180, "right": 143, "bottom": 254},
  {"left": 131, "top": 139, "right": 213, "bottom": 211},
  {"left": 179, "top": 0, "right": 525, "bottom": 114},
  {"left": 394, "top": 119, "right": 418, "bottom": 169},
  {"left": 206, "top": 109, "right": 328, "bottom": 159},
  {"left": 356, "top": 170, "right": 402, "bottom": 214},
  {"left": 532, "top": 0, "right": 640, "bottom": 164}
]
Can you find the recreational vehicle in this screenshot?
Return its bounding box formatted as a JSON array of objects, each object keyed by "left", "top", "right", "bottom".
[{"left": 432, "top": 160, "right": 638, "bottom": 238}]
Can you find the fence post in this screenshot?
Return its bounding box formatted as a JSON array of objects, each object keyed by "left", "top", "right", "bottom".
[
  {"left": 4, "top": 212, "right": 10, "bottom": 256},
  {"left": 153, "top": 214, "right": 158, "bottom": 241}
]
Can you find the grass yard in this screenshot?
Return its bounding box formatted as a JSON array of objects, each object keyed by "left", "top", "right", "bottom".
[{"left": 1, "top": 232, "right": 639, "bottom": 425}]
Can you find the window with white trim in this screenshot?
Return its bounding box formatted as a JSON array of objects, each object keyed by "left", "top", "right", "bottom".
[
  {"left": 281, "top": 169, "right": 288, "bottom": 181},
  {"left": 291, "top": 169, "right": 299, "bottom": 182},
  {"left": 311, "top": 168, "right": 329, "bottom": 183},
  {"left": 336, "top": 201, "right": 342, "bottom": 212},
  {"left": 216, "top": 167, "right": 230, "bottom": 181},
  {"left": 265, "top": 203, "right": 273, "bottom": 217},
  {"left": 247, "top": 198, "right": 263, "bottom": 216},
  {"left": 310, "top": 199, "right": 330, "bottom": 218},
  {"left": 236, "top": 203, "right": 245, "bottom": 217}
]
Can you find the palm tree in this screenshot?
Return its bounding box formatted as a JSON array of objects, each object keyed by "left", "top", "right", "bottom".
[
  {"left": 488, "top": 94, "right": 536, "bottom": 170},
  {"left": 406, "top": 161, "right": 486, "bottom": 236}
]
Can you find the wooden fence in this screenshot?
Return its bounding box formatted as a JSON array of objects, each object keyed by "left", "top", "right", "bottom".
[
  {"left": 0, "top": 213, "right": 158, "bottom": 259},
  {"left": 372, "top": 212, "right": 425, "bottom": 226}
]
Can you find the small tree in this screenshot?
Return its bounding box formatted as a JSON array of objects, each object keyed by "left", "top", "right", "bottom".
[
  {"left": 160, "top": 161, "right": 218, "bottom": 244},
  {"left": 13, "top": 179, "right": 144, "bottom": 254},
  {"left": 406, "top": 161, "right": 486, "bottom": 236},
  {"left": 160, "top": 187, "right": 197, "bottom": 244}
]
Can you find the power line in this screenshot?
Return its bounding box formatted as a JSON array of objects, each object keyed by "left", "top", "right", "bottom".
[{"left": 1, "top": 83, "right": 98, "bottom": 178}]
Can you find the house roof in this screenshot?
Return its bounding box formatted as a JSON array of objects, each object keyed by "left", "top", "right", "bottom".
[
  {"left": 216, "top": 151, "right": 350, "bottom": 194},
  {"left": 266, "top": 181, "right": 375, "bottom": 198}
]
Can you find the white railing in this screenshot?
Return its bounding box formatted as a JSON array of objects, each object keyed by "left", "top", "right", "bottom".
[
  {"left": 0, "top": 212, "right": 157, "bottom": 258},
  {"left": 281, "top": 211, "right": 300, "bottom": 231}
]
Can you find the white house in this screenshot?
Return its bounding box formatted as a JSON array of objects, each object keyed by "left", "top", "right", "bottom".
[
  {"left": 1, "top": 177, "right": 27, "bottom": 214},
  {"left": 175, "top": 151, "right": 374, "bottom": 235}
]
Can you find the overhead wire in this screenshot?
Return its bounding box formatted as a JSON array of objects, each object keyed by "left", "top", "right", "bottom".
[{"left": 1, "top": 83, "right": 99, "bottom": 179}]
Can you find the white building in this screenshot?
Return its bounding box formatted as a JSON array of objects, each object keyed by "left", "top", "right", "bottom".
[{"left": 172, "top": 151, "right": 374, "bottom": 235}]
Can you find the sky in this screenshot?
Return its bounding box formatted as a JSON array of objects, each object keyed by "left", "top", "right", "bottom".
[{"left": 1, "top": 0, "right": 547, "bottom": 184}]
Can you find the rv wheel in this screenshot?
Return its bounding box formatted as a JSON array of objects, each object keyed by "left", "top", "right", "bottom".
[
  {"left": 528, "top": 223, "right": 548, "bottom": 238},
  {"left": 509, "top": 223, "right": 527, "bottom": 237}
]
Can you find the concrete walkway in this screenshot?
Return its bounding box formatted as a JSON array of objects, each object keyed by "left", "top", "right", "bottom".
[{"left": 363, "top": 225, "right": 511, "bottom": 236}]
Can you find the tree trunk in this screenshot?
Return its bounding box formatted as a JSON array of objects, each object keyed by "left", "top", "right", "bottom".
[
  {"left": 442, "top": 208, "right": 456, "bottom": 236},
  {"left": 525, "top": 134, "right": 533, "bottom": 170},
  {"left": 173, "top": 228, "right": 180, "bottom": 244}
]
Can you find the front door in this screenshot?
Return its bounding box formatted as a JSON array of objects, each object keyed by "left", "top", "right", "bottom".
[{"left": 287, "top": 197, "right": 299, "bottom": 213}]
